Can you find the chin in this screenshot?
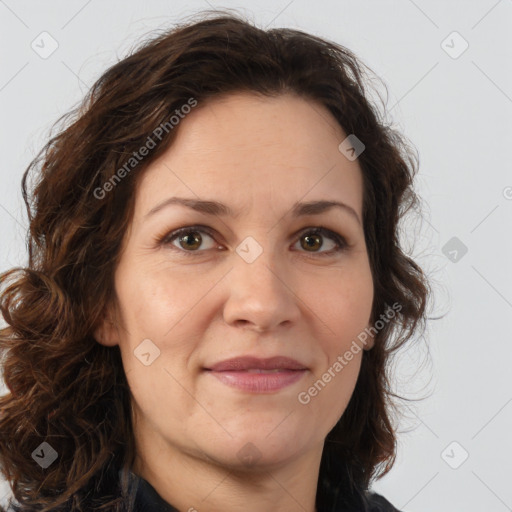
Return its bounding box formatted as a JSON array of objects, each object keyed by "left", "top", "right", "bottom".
[{"left": 197, "top": 431, "right": 306, "bottom": 471}]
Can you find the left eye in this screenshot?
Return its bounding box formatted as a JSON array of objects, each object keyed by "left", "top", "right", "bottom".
[{"left": 159, "top": 225, "right": 347, "bottom": 257}]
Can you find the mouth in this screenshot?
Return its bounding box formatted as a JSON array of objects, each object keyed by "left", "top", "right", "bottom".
[{"left": 203, "top": 355, "right": 308, "bottom": 393}]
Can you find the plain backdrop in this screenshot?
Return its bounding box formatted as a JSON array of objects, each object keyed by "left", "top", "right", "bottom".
[{"left": 1, "top": 1, "right": 511, "bottom": 511}]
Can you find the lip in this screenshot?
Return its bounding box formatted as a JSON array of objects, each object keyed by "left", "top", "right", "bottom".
[
  {"left": 204, "top": 356, "right": 308, "bottom": 393},
  {"left": 205, "top": 356, "right": 307, "bottom": 372}
]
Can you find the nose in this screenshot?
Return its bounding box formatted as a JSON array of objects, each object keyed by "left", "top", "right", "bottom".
[{"left": 222, "top": 252, "right": 301, "bottom": 333}]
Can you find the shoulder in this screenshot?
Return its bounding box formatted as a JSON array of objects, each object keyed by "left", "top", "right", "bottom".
[{"left": 363, "top": 491, "right": 403, "bottom": 512}]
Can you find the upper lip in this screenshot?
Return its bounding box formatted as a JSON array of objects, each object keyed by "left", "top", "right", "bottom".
[{"left": 205, "top": 356, "right": 308, "bottom": 371}]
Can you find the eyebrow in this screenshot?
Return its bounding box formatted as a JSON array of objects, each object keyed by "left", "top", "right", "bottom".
[{"left": 144, "top": 197, "right": 361, "bottom": 225}]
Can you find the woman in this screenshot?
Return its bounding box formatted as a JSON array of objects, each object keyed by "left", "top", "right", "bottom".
[{"left": 0, "top": 11, "right": 429, "bottom": 512}]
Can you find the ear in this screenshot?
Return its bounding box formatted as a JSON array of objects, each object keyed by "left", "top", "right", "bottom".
[{"left": 93, "top": 306, "right": 120, "bottom": 347}]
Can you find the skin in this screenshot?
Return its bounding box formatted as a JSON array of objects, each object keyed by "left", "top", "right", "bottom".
[{"left": 95, "top": 92, "right": 375, "bottom": 512}]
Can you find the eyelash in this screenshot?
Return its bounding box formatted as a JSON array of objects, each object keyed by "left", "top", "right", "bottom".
[{"left": 157, "top": 224, "right": 348, "bottom": 258}]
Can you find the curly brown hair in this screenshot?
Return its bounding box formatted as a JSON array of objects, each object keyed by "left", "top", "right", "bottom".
[{"left": 0, "top": 10, "right": 430, "bottom": 512}]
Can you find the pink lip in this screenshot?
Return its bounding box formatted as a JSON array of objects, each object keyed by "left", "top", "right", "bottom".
[
  {"left": 205, "top": 356, "right": 307, "bottom": 372},
  {"left": 204, "top": 356, "right": 308, "bottom": 393},
  {"left": 206, "top": 369, "right": 307, "bottom": 393}
]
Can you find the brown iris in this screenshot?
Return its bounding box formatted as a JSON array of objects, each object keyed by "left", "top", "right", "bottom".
[
  {"left": 301, "top": 233, "right": 322, "bottom": 252},
  {"left": 179, "top": 232, "right": 202, "bottom": 250}
]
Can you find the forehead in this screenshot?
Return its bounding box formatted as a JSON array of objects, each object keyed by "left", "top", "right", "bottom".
[{"left": 134, "top": 92, "right": 364, "bottom": 221}]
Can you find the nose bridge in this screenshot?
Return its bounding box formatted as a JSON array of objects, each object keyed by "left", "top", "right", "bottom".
[
  {"left": 233, "top": 231, "right": 287, "bottom": 299},
  {"left": 222, "top": 231, "right": 300, "bottom": 331}
]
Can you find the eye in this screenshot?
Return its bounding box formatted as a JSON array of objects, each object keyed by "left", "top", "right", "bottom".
[
  {"left": 292, "top": 227, "right": 347, "bottom": 256},
  {"left": 158, "top": 225, "right": 348, "bottom": 257},
  {"left": 161, "top": 225, "right": 219, "bottom": 253}
]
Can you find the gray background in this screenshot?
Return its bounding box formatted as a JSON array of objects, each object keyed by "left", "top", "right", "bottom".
[{"left": 1, "top": 1, "right": 511, "bottom": 510}]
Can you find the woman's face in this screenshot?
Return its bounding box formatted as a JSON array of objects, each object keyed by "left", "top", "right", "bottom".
[{"left": 96, "top": 92, "right": 374, "bottom": 471}]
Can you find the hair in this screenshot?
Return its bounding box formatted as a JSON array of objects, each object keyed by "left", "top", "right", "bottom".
[{"left": 0, "top": 10, "right": 430, "bottom": 512}]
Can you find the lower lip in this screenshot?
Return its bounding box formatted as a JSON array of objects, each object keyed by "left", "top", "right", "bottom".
[{"left": 206, "top": 369, "right": 307, "bottom": 393}]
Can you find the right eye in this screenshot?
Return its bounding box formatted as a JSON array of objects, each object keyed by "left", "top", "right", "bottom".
[{"left": 159, "top": 225, "right": 219, "bottom": 254}]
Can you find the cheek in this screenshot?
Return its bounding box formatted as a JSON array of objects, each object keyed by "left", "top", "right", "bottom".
[
  {"left": 302, "top": 269, "right": 371, "bottom": 429},
  {"left": 111, "top": 271, "right": 197, "bottom": 405},
  {"left": 306, "top": 264, "right": 373, "bottom": 350},
  {"left": 114, "top": 259, "right": 204, "bottom": 343},
  {"left": 297, "top": 347, "right": 362, "bottom": 439},
  {"left": 113, "top": 259, "right": 224, "bottom": 396}
]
